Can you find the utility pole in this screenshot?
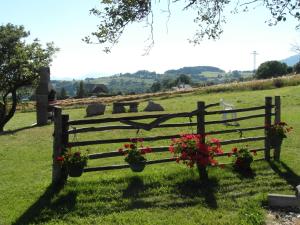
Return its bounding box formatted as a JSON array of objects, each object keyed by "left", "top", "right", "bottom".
[{"left": 251, "top": 51, "right": 258, "bottom": 74}]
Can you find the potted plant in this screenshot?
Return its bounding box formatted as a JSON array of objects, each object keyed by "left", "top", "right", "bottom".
[
  {"left": 169, "top": 134, "right": 223, "bottom": 180},
  {"left": 230, "top": 147, "right": 255, "bottom": 171},
  {"left": 56, "top": 148, "right": 88, "bottom": 177},
  {"left": 118, "top": 138, "right": 152, "bottom": 172},
  {"left": 268, "top": 122, "right": 293, "bottom": 148}
]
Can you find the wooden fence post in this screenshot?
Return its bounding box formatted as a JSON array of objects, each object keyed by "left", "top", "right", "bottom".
[
  {"left": 52, "top": 107, "right": 62, "bottom": 184},
  {"left": 61, "top": 114, "right": 69, "bottom": 151},
  {"left": 196, "top": 101, "right": 208, "bottom": 180},
  {"left": 264, "top": 97, "right": 272, "bottom": 161},
  {"left": 274, "top": 96, "right": 281, "bottom": 161}
]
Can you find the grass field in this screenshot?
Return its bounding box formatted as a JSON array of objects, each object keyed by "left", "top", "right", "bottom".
[{"left": 0, "top": 85, "right": 299, "bottom": 225}]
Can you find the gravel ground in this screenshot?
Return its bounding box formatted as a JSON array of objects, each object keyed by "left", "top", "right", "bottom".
[{"left": 266, "top": 208, "right": 300, "bottom": 225}]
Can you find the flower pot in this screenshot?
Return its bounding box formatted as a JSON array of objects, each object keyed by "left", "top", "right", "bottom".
[
  {"left": 68, "top": 163, "right": 85, "bottom": 177},
  {"left": 129, "top": 161, "right": 146, "bottom": 172},
  {"left": 270, "top": 135, "right": 283, "bottom": 148},
  {"left": 234, "top": 158, "right": 252, "bottom": 171}
]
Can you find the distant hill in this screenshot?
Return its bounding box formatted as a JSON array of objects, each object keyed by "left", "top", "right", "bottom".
[
  {"left": 281, "top": 54, "right": 300, "bottom": 66},
  {"left": 164, "top": 66, "right": 224, "bottom": 75},
  {"left": 52, "top": 65, "right": 253, "bottom": 96}
]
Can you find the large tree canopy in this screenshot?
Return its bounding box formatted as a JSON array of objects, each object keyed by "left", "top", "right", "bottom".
[
  {"left": 0, "top": 23, "right": 58, "bottom": 132},
  {"left": 85, "top": 0, "right": 300, "bottom": 53}
]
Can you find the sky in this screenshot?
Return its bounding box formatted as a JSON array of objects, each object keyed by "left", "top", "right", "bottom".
[{"left": 0, "top": 0, "right": 299, "bottom": 80}]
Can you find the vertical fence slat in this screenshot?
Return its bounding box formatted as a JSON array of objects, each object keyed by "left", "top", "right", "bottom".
[
  {"left": 274, "top": 96, "right": 281, "bottom": 161},
  {"left": 264, "top": 97, "right": 272, "bottom": 161},
  {"left": 196, "top": 101, "right": 208, "bottom": 180},
  {"left": 52, "top": 107, "right": 62, "bottom": 184},
  {"left": 61, "top": 114, "right": 69, "bottom": 151}
]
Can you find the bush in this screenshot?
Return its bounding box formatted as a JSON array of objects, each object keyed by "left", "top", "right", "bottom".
[
  {"left": 293, "top": 61, "right": 300, "bottom": 74},
  {"left": 273, "top": 78, "right": 284, "bottom": 88},
  {"left": 255, "top": 61, "right": 288, "bottom": 79}
]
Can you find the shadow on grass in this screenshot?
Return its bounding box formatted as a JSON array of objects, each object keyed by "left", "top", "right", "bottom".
[
  {"left": 269, "top": 160, "right": 300, "bottom": 188},
  {"left": 12, "top": 162, "right": 295, "bottom": 224},
  {"left": 1, "top": 124, "right": 38, "bottom": 135},
  {"left": 12, "top": 182, "right": 68, "bottom": 225}
]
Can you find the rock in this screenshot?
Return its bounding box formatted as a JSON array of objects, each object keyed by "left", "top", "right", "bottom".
[
  {"left": 143, "top": 100, "right": 164, "bottom": 112},
  {"left": 86, "top": 103, "right": 106, "bottom": 117}
]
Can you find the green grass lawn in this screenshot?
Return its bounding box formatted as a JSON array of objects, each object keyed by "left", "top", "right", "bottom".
[{"left": 1, "top": 86, "right": 300, "bottom": 225}]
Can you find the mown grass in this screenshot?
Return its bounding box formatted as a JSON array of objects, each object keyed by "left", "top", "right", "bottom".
[{"left": 0, "top": 85, "right": 300, "bottom": 225}]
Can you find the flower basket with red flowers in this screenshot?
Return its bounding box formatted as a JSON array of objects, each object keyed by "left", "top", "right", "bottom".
[
  {"left": 169, "top": 134, "right": 223, "bottom": 180},
  {"left": 231, "top": 147, "right": 254, "bottom": 171},
  {"left": 268, "top": 122, "right": 293, "bottom": 148},
  {"left": 118, "top": 138, "right": 152, "bottom": 172},
  {"left": 56, "top": 148, "right": 89, "bottom": 177}
]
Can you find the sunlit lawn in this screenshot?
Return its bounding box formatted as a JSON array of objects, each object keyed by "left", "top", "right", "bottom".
[{"left": 0, "top": 85, "right": 299, "bottom": 225}]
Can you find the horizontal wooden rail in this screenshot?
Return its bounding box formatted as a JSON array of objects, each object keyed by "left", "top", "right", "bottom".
[
  {"left": 68, "top": 122, "right": 197, "bottom": 134},
  {"left": 205, "top": 105, "right": 266, "bottom": 115},
  {"left": 206, "top": 126, "right": 265, "bottom": 135},
  {"left": 84, "top": 150, "right": 266, "bottom": 172},
  {"left": 88, "top": 146, "right": 169, "bottom": 159},
  {"left": 84, "top": 158, "right": 176, "bottom": 172},
  {"left": 68, "top": 110, "right": 199, "bottom": 126},
  {"left": 206, "top": 113, "right": 266, "bottom": 125},
  {"left": 220, "top": 136, "right": 265, "bottom": 145},
  {"left": 69, "top": 134, "right": 182, "bottom": 147}
]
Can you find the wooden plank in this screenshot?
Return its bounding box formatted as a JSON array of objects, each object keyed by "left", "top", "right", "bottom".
[
  {"left": 274, "top": 96, "right": 281, "bottom": 161},
  {"left": 69, "top": 134, "right": 182, "bottom": 147},
  {"left": 206, "top": 113, "right": 266, "bottom": 125},
  {"left": 206, "top": 126, "right": 265, "bottom": 135},
  {"left": 84, "top": 156, "right": 267, "bottom": 173},
  {"left": 215, "top": 147, "right": 265, "bottom": 157},
  {"left": 205, "top": 102, "right": 219, "bottom": 109},
  {"left": 68, "top": 122, "right": 197, "bottom": 134},
  {"left": 264, "top": 97, "right": 272, "bottom": 161},
  {"left": 205, "top": 105, "right": 266, "bottom": 115},
  {"left": 88, "top": 146, "right": 169, "bottom": 159},
  {"left": 52, "top": 107, "right": 63, "bottom": 184},
  {"left": 68, "top": 110, "right": 198, "bottom": 126},
  {"left": 83, "top": 158, "right": 176, "bottom": 172},
  {"left": 220, "top": 136, "right": 265, "bottom": 145}
]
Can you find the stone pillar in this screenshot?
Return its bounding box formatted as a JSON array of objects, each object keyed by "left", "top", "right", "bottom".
[{"left": 36, "top": 67, "right": 50, "bottom": 126}]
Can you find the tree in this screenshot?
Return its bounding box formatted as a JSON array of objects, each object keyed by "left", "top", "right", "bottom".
[
  {"left": 175, "top": 74, "right": 191, "bottom": 85},
  {"left": 0, "top": 23, "right": 58, "bottom": 132},
  {"left": 59, "top": 88, "right": 67, "bottom": 100},
  {"left": 293, "top": 61, "right": 300, "bottom": 73},
  {"left": 255, "top": 61, "right": 288, "bottom": 79},
  {"left": 150, "top": 81, "right": 161, "bottom": 92},
  {"left": 76, "top": 81, "right": 86, "bottom": 98},
  {"left": 85, "top": 0, "right": 300, "bottom": 52}
]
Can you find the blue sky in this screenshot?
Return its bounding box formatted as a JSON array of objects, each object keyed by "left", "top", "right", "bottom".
[{"left": 0, "top": 0, "right": 299, "bottom": 80}]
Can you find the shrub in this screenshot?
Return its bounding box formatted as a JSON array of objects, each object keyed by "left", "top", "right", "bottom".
[
  {"left": 273, "top": 78, "right": 284, "bottom": 88},
  {"left": 255, "top": 61, "right": 288, "bottom": 79}
]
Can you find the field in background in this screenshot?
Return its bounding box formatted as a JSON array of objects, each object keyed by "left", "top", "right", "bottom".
[{"left": 1, "top": 84, "right": 300, "bottom": 225}]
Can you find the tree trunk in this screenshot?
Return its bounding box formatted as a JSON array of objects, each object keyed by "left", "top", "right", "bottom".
[{"left": 0, "top": 90, "right": 18, "bottom": 132}]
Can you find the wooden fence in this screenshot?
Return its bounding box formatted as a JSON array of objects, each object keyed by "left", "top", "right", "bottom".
[{"left": 52, "top": 96, "right": 281, "bottom": 184}]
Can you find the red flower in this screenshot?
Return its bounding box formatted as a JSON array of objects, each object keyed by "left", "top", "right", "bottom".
[
  {"left": 169, "top": 145, "right": 175, "bottom": 153},
  {"left": 232, "top": 147, "right": 238, "bottom": 153},
  {"left": 227, "top": 152, "right": 233, "bottom": 157},
  {"left": 118, "top": 148, "right": 123, "bottom": 153},
  {"left": 124, "top": 143, "right": 130, "bottom": 148},
  {"left": 130, "top": 144, "right": 135, "bottom": 149},
  {"left": 56, "top": 156, "right": 64, "bottom": 161},
  {"left": 252, "top": 150, "right": 257, "bottom": 156}
]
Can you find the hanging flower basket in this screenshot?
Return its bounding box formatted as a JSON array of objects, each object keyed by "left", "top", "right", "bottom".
[
  {"left": 269, "top": 134, "right": 283, "bottom": 148},
  {"left": 129, "top": 161, "right": 146, "bottom": 172},
  {"left": 118, "top": 138, "right": 152, "bottom": 173},
  {"left": 233, "top": 157, "right": 252, "bottom": 171},
  {"left": 68, "top": 163, "right": 85, "bottom": 177}
]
